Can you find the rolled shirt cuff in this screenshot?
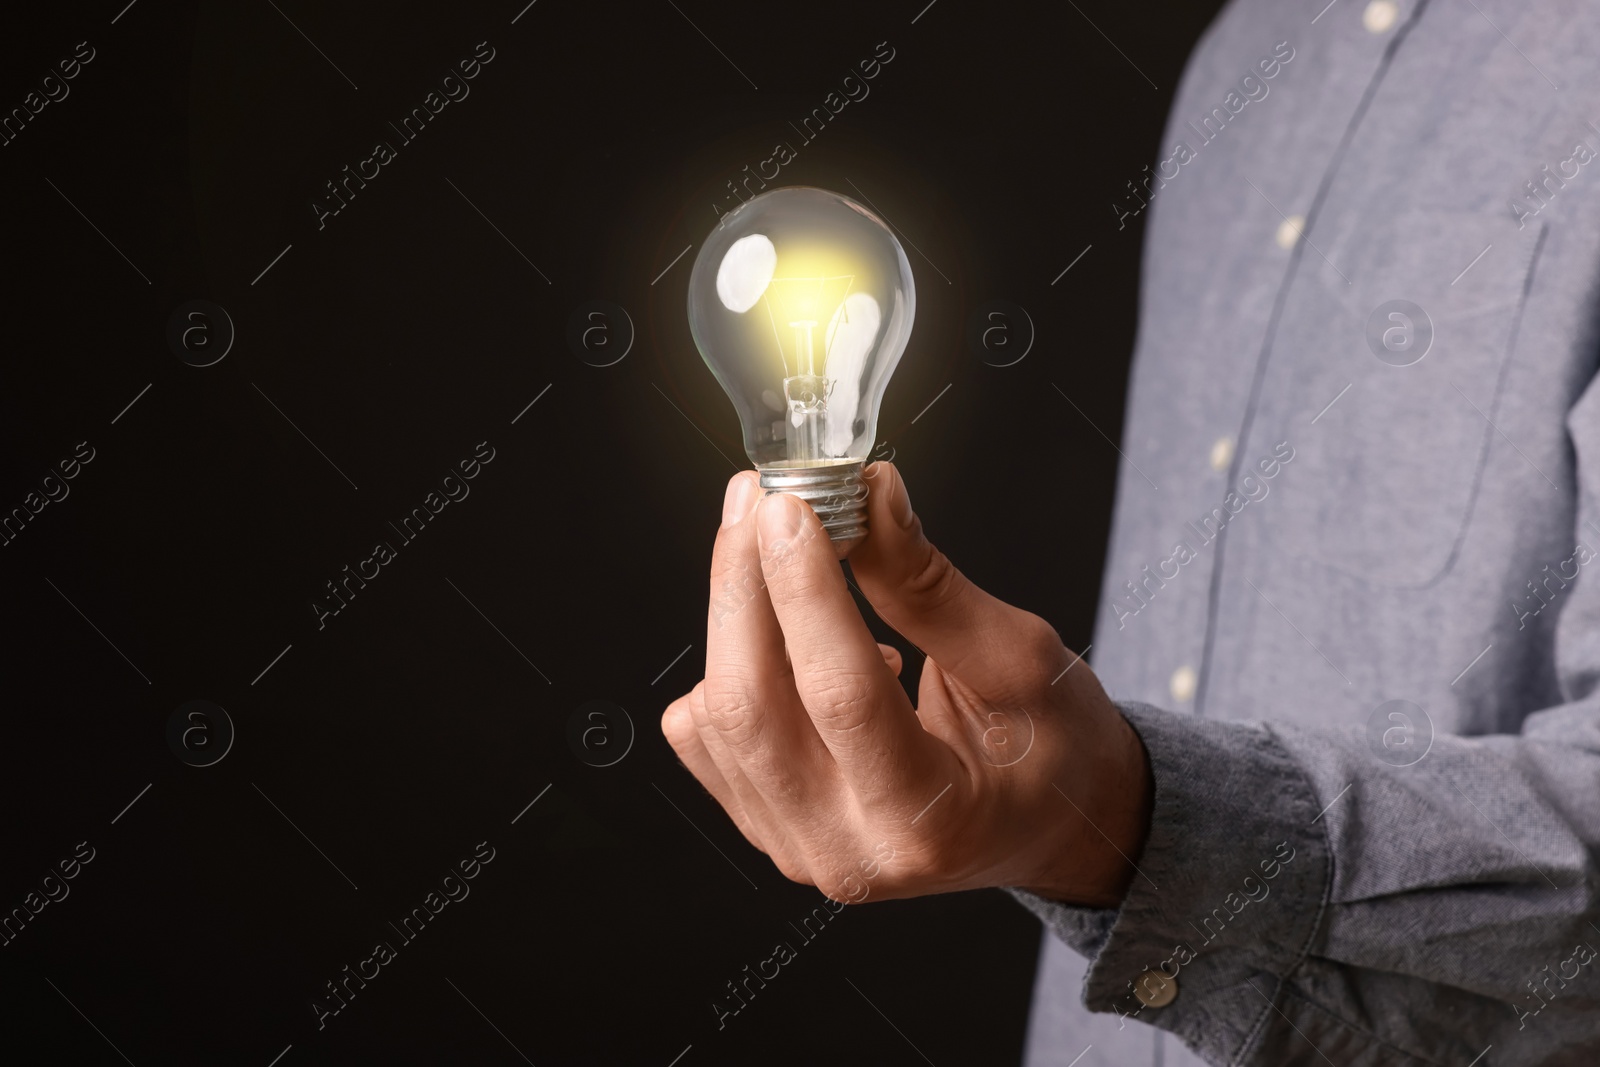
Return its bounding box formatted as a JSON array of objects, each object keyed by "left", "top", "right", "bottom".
[{"left": 1004, "top": 701, "right": 1331, "bottom": 1058}]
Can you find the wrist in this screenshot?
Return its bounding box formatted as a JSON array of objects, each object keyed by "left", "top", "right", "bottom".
[{"left": 1019, "top": 710, "right": 1154, "bottom": 908}]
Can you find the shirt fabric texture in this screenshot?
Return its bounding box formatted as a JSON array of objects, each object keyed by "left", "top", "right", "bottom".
[{"left": 1005, "top": 1, "right": 1600, "bottom": 1064}]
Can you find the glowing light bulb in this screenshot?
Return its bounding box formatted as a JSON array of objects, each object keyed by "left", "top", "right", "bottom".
[{"left": 687, "top": 186, "right": 916, "bottom": 556}]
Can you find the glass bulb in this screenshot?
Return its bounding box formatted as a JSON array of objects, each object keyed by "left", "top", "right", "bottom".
[{"left": 687, "top": 186, "right": 916, "bottom": 556}]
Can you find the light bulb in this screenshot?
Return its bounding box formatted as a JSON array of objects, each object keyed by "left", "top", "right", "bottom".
[{"left": 687, "top": 186, "right": 916, "bottom": 556}]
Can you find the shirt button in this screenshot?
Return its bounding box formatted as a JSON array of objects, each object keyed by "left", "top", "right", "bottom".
[
  {"left": 1275, "top": 215, "right": 1306, "bottom": 250},
  {"left": 1134, "top": 970, "right": 1179, "bottom": 1008},
  {"left": 1169, "top": 665, "right": 1197, "bottom": 703},
  {"left": 1363, "top": 0, "right": 1399, "bottom": 33},
  {"left": 1209, "top": 436, "right": 1234, "bottom": 472}
]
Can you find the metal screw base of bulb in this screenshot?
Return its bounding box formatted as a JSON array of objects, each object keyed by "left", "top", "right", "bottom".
[{"left": 760, "top": 462, "right": 868, "bottom": 558}]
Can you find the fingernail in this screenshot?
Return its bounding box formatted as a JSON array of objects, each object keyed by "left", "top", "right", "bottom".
[
  {"left": 890, "top": 469, "right": 915, "bottom": 529},
  {"left": 757, "top": 492, "right": 802, "bottom": 551},
  {"left": 722, "top": 474, "right": 759, "bottom": 527}
]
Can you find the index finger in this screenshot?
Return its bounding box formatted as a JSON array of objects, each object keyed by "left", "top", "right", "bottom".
[
  {"left": 704, "top": 473, "right": 835, "bottom": 809},
  {"left": 754, "top": 490, "right": 952, "bottom": 802}
]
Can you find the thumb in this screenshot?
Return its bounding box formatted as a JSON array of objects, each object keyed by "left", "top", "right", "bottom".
[{"left": 849, "top": 462, "right": 1065, "bottom": 696}]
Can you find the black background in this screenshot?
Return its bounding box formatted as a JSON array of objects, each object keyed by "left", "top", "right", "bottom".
[{"left": 0, "top": 1, "right": 1225, "bottom": 1063}]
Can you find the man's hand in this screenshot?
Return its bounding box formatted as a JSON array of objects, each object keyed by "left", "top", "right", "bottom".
[{"left": 660, "top": 462, "right": 1153, "bottom": 908}]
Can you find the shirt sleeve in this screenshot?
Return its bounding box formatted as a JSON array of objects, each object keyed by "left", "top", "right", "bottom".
[{"left": 1004, "top": 378, "right": 1600, "bottom": 1065}]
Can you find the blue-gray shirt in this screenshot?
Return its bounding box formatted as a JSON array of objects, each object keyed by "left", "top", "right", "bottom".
[{"left": 1006, "top": 0, "right": 1600, "bottom": 1063}]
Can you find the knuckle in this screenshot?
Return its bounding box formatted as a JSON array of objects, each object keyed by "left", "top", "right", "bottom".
[
  {"left": 701, "top": 677, "right": 768, "bottom": 750},
  {"left": 1018, "top": 613, "right": 1066, "bottom": 681},
  {"left": 771, "top": 850, "right": 813, "bottom": 886},
  {"left": 903, "top": 539, "right": 964, "bottom": 610},
  {"left": 761, "top": 544, "right": 830, "bottom": 603},
  {"left": 879, "top": 829, "right": 954, "bottom": 886},
  {"left": 811, "top": 867, "right": 858, "bottom": 903},
  {"left": 804, "top": 669, "right": 880, "bottom": 732}
]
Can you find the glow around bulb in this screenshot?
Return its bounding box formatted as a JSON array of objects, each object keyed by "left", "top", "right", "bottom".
[{"left": 687, "top": 186, "right": 916, "bottom": 554}]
